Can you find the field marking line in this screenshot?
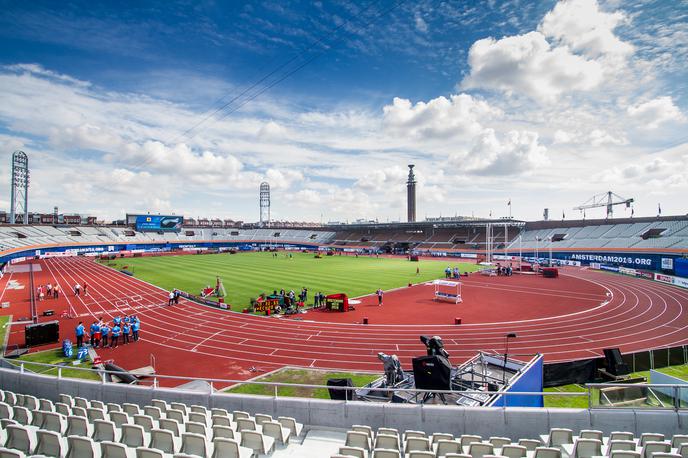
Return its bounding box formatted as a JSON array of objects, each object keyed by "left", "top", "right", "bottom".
[
  {"left": 190, "top": 330, "right": 225, "bottom": 352},
  {"left": 56, "top": 258, "right": 688, "bottom": 371},
  {"left": 43, "top": 258, "right": 80, "bottom": 318},
  {"left": 0, "top": 271, "right": 13, "bottom": 303}
]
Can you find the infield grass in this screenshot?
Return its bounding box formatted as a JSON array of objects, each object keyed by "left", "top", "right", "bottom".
[
  {"left": 102, "top": 252, "right": 479, "bottom": 311},
  {"left": 225, "top": 367, "right": 379, "bottom": 398}
]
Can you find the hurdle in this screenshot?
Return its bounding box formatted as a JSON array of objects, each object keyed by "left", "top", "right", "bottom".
[{"left": 432, "top": 279, "right": 462, "bottom": 304}]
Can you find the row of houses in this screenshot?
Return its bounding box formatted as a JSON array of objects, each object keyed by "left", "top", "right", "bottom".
[
  {"left": 0, "top": 211, "right": 98, "bottom": 225},
  {"left": 182, "top": 217, "right": 243, "bottom": 228}
]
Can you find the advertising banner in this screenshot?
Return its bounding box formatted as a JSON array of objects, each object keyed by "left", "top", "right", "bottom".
[
  {"left": 638, "top": 271, "right": 654, "bottom": 280},
  {"left": 570, "top": 253, "right": 653, "bottom": 268},
  {"left": 673, "top": 276, "right": 688, "bottom": 289},
  {"left": 600, "top": 265, "right": 620, "bottom": 272},
  {"left": 661, "top": 258, "right": 674, "bottom": 270},
  {"left": 590, "top": 263, "right": 601, "bottom": 270},
  {"left": 135, "top": 215, "right": 183, "bottom": 232},
  {"left": 655, "top": 273, "right": 674, "bottom": 284},
  {"left": 619, "top": 267, "right": 637, "bottom": 276}
]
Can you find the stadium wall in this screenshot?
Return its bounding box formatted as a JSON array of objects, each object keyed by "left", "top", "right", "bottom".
[
  {"left": 0, "top": 240, "right": 320, "bottom": 265},
  {"left": 1, "top": 367, "right": 685, "bottom": 437},
  {"left": 1, "top": 238, "right": 685, "bottom": 277}
]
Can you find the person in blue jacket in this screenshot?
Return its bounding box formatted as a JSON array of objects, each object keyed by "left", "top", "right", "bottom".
[
  {"left": 113, "top": 315, "right": 121, "bottom": 327},
  {"left": 89, "top": 321, "right": 100, "bottom": 348},
  {"left": 131, "top": 319, "right": 140, "bottom": 342},
  {"left": 111, "top": 324, "right": 121, "bottom": 348},
  {"left": 101, "top": 323, "right": 110, "bottom": 347},
  {"left": 75, "top": 322, "right": 85, "bottom": 347},
  {"left": 122, "top": 322, "right": 130, "bottom": 344}
]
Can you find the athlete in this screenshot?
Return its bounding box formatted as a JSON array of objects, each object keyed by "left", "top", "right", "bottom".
[{"left": 376, "top": 288, "right": 384, "bottom": 306}]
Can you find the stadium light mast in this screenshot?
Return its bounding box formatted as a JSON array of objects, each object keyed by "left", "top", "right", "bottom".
[
  {"left": 259, "top": 182, "right": 270, "bottom": 227},
  {"left": 10, "top": 151, "right": 29, "bottom": 225}
]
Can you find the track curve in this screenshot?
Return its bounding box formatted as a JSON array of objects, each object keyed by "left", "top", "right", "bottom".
[{"left": 12, "top": 257, "right": 688, "bottom": 386}]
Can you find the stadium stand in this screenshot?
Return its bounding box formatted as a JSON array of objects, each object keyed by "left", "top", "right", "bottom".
[
  {"left": 511, "top": 216, "right": 688, "bottom": 250},
  {"left": 1, "top": 386, "right": 687, "bottom": 458}
]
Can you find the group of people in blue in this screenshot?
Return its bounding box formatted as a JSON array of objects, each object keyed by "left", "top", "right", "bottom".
[
  {"left": 444, "top": 266, "right": 462, "bottom": 279},
  {"left": 75, "top": 314, "right": 141, "bottom": 349}
]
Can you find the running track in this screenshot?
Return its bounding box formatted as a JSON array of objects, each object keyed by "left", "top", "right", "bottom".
[{"left": 3, "top": 257, "right": 688, "bottom": 387}]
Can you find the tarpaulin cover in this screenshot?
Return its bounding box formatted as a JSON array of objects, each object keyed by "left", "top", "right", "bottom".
[{"left": 544, "top": 358, "right": 598, "bottom": 387}]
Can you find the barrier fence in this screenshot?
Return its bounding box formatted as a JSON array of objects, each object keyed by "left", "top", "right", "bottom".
[
  {"left": 544, "top": 344, "right": 688, "bottom": 387},
  {"left": 2, "top": 358, "right": 687, "bottom": 411}
]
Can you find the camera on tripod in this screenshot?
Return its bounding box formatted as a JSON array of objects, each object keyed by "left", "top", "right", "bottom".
[{"left": 419, "top": 335, "right": 450, "bottom": 358}]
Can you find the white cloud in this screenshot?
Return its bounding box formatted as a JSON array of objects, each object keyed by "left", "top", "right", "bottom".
[
  {"left": 382, "top": 93, "right": 500, "bottom": 140},
  {"left": 415, "top": 14, "right": 428, "bottom": 33},
  {"left": 539, "top": 0, "right": 633, "bottom": 58},
  {"left": 458, "top": 129, "right": 549, "bottom": 176},
  {"left": 257, "top": 120, "right": 287, "bottom": 140},
  {"left": 462, "top": 31, "right": 603, "bottom": 102},
  {"left": 627, "top": 96, "right": 686, "bottom": 130}
]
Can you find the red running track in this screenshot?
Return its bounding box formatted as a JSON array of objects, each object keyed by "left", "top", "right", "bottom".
[{"left": 2, "top": 257, "right": 688, "bottom": 388}]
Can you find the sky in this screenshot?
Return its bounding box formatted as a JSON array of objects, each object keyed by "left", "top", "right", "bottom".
[{"left": 0, "top": 0, "right": 687, "bottom": 223}]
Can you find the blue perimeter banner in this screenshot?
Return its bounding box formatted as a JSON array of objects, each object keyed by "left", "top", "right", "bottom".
[{"left": 135, "top": 215, "right": 183, "bottom": 232}]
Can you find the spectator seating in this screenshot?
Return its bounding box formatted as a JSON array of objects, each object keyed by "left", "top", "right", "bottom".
[{"left": 2, "top": 388, "right": 688, "bottom": 458}]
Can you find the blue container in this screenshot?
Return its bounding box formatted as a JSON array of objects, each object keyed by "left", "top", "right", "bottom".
[{"left": 62, "top": 339, "right": 73, "bottom": 358}]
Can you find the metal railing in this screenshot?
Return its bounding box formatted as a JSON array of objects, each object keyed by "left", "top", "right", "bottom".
[{"left": 3, "top": 358, "right": 687, "bottom": 410}]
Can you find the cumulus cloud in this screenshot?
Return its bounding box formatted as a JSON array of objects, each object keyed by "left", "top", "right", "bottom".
[
  {"left": 458, "top": 129, "right": 549, "bottom": 176},
  {"left": 382, "top": 93, "right": 500, "bottom": 140},
  {"left": 462, "top": 31, "right": 603, "bottom": 102},
  {"left": 553, "top": 128, "right": 626, "bottom": 146},
  {"left": 540, "top": 0, "right": 633, "bottom": 58},
  {"left": 461, "top": 0, "right": 636, "bottom": 102},
  {"left": 627, "top": 96, "right": 686, "bottom": 129}
]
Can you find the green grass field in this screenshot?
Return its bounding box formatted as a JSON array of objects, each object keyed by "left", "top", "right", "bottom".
[
  {"left": 225, "top": 368, "right": 379, "bottom": 398},
  {"left": 102, "top": 252, "right": 479, "bottom": 310},
  {"left": 544, "top": 365, "right": 688, "bottom": 408},
  {"left": 12, "top": 347, "right": 102, "bottom": 381},
  {"left": 0, "top": 315, "right": 10, "bottom": 353}
]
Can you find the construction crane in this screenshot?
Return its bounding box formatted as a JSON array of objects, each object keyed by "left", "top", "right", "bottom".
[{"left": 574, "top": 191, "right": 634, "bottom": 219}]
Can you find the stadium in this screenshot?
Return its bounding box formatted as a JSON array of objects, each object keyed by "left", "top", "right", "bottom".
[{"left": 2, "top": 1, "right": 688, "bottom": 457}]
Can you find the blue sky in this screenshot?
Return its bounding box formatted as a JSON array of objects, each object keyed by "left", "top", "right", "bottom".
[{"left": 0, "top": 0, "right": 686, "bottom": 222}]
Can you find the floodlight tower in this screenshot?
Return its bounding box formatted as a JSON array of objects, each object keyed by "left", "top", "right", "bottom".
[
  {"left": 259, "top": 182, "right": 271, "bottom": 227},
  {"left": 10, "top": 151, "right": 29, "bottom": 224}
]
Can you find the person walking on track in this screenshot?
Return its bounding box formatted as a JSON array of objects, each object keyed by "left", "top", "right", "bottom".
[
  {"left": 168, "top": 291, "right": 174, "bottom": 306},
  {"left": 83, "top": 282, "right": 88, "bottom": 297},
  {"left": 53, "top": 285, "right": 60, "bottom": 299},
  {"left": 75, "top": 322, "right": 85, "bottom": 348},
  {"left": 376, "top": 288, "right": 384, "bottom": 306},
  {"left": 74, "top": 283, "right": 81, "bottom": 297}
]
